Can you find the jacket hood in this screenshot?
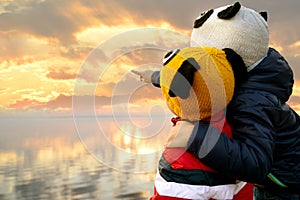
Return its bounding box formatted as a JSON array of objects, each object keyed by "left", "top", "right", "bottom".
[{"left": 243, "top": 48, "right": 294, "bottom": 102}]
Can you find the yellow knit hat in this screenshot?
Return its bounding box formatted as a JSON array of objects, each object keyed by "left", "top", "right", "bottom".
[{"left": 160, "top": 46, "right": 235, "bottom": 121}]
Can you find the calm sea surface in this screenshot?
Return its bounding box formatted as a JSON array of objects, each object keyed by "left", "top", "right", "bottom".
[{"left": 0, "top": 117, "right": 171, "bottom": 200}]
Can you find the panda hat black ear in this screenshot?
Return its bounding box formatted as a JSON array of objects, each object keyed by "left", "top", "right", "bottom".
[
  {"left": 169, "top": 58, "right": 200, "bottom": 99},
  {"left": 259, "top": 11, "right": 268, "bottom": 21},
  {"left": 218, "top": 2, "right": 241, "bottom": 19},
  {"left": 194, "top": 9, "right": 214, "bottom": 28},
  {"left": 222, "top": 48, "right": 248, "bottom": 88}
]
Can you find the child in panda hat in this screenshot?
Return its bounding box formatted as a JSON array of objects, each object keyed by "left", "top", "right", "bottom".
[
  {"left": 134, "top": 2, "right": 300, "bottom": 199},
  {"left": 189, "top": 2, "right": 300, "bottom": 200},
  {"left": 134, "top": 46, "right": 253, "bottom": 200}
]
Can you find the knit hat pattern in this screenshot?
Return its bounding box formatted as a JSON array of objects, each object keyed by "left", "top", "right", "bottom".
[
  {"left": 191, "top": 4, "right": 269, "bottom": 67},
  {"left": 160, "top": 46, "right": 235, "bottom": 121}
]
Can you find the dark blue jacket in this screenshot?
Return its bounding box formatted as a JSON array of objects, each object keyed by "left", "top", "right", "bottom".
[{"left": 187, "top": 48, "right": 300, "bottom": 193}]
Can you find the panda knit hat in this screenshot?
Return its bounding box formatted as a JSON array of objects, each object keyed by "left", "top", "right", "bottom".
[
  {"left": 160, "top": 46, "right": 236, "bottom": 121},
  {"left": 191, "top": 2, "right": 269, "bottom": 67}
]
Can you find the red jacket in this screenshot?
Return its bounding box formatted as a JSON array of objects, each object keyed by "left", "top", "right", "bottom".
[{"left": 150, "top": 113, "right": 253, "bottom": 199}]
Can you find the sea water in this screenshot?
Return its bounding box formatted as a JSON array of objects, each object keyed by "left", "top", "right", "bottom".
[{"left": 0, "top": 116, "right": 171, "bottom": 200}]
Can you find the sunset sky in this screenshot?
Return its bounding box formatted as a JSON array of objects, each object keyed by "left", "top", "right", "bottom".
[{"left": 1, "top": 0, "right": 300, "bottom": 117}]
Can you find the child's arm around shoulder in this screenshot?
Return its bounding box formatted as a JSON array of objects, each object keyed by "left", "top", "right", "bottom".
[{"left": 187, "top": 91, "right": 277, "bottom": 183}]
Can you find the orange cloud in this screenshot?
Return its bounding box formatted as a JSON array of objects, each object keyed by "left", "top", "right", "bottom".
[{"left": 7, "top": 81, "right": 167, "bottom": 116}]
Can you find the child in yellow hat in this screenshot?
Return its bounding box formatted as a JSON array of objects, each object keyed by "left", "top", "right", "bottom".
[{"left": 134, "top": 46, "right": 253, "bottom": 199}]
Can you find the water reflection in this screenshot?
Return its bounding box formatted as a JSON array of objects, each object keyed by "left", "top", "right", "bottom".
[{"left": 0, "top": 117, "right": 171, "bottom": 199}]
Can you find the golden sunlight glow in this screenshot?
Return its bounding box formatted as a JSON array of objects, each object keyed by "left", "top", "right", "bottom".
[
  {"left": 269, "top": 43, "right": 284, "bottom": 53},
  {"left": 123, "top": 133, "right": 132, "bottom": 146},
  {"left": 1, "top": 1, "right": 299, "bottom": 199},
  {"left": 0, "top": 151, "right": 18, "bottom": 165},
  {"left": 103, "top": 120, "right": 166, "bottom": 154},
  {"left": 290, "top": 41, "right": 300, "bottom": 48},
  {"left": 0, "top": 58, "right": 77, "bottom": 110},
  {"left": 291, "top": 81, "right": 300, "bottom": 97},
  {"left": 0, "top": 0, "right": 299, "bottom": 117},
  {"left": 24, "top": 136, "right": 87, "bottom": 163},
  {"left": 75, "top": 22, "right": 188, "bottom": 49},
  {"left": 289, "top": 41, "right": 300, "bottom": 57},
  {"left": 0, "top": 20, "right": 188, "bottom": 114}
]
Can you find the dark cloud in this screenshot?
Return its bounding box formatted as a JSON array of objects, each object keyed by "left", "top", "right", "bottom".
[
  {"left": 120, "top": 0, "right": 299, "bottom": 49},
  {"left": 1, "top": 0, "right": 299, "bottom": 48},
  {"left": 0, "top": 1, "right": 74, "bottom": 45},
  {"left": 114, "top": 48, "right": 167, "bottom": 68},
  {"left": 60, "top": 46, "right": 94, "bottom": 60},
  {"left": 46, "top": 70, "right": 77, "bottom": 80},
  {"left": 80, "top": 0, "right": 300, "bottom": 45},
  {"left": 76, "top": 45, "right": 173, "bottom": 83},
  {"left": 0, "top": 0, "right": 98, "bottom": 45},
  {"left": 9, "top": 98, "right": 43, "bottom": 110},
  {"left": 74, "top": 0, "right": 231, "bottom": 33}
]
